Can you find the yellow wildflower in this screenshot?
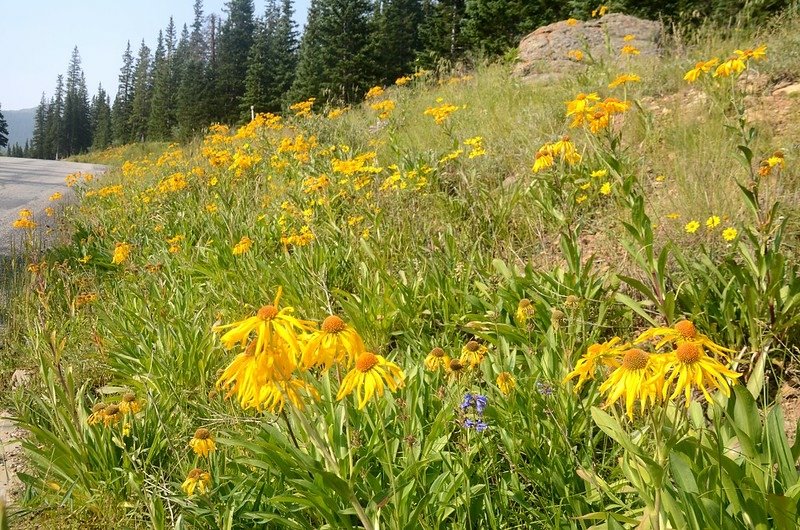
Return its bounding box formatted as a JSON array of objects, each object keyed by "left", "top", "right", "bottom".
[
  {"left": 621, "top": 45, "right": 640, "bottom": 56},
  {"left": 722, "top": 227, "right": 738, "bottom": 241},
  {"left": 301, "top": 315, "right": 367, "bottom": 370},
  {"left": 424, "top": 347, "right": 450, "bottom": 371},
  {"left": 706, "top": 215, "right": 721, "bottom": 230},
  {"left": 496, "top": 372, "right": 516, "bottom": 395},
  {"left": 608, "top": 73, "right": 641, "bottom": 89},
  {"left": 564, "top": 337, "right": 627, "bottom": 392},
  {"left": 112, "top": 242, "right": 131, "bottom": 264},
  {"left": 336, "top": 352, "right": 405, "bottom": 409},
  {"left": 684, "top": 220, "right": 700, "bottom": 234},
  {"left": 600, "top": 182, "right": 612, "bottom": 195},
  {"left": 189, "top": 428, "right": 216, "bottom": 458},
  {"left": 599, "top": 349, "right": 662, "bottom": 420},
  {"left": 460, "top": 340, "right": 488, "bottom": 368},
  {"left": 660, "top": 343, "right": 740, "bottom": 406},
  {"left": 232, "top": 236, "right": 252, "bottom": 255},
  {"left": 182, "top": 468, "right": 211, "bottom": 497}
]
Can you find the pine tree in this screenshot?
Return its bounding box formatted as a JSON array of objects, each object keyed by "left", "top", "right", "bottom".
[
  {"left": 417, "top": 0, "right": 468, "bottom": 65},
  {"left": 272, "top": 0, "right": 300, "bottom": 107},
  {"left": 31, "top": 94, "right": 48, "bottom": 158},
  {"left": 148, "top": 30, "right": 174, "bottom": 139},
  {"left": 177, "top": 21, "right": 210, "bottom": 138},
  {"left": 46, "top": 75, "right": 65, "bottom": 159},
  {"left": 291, "top": 0, "right": 376, "bottom": 103},
  {"left": 463, "top": 0, "right": 554, "bottom": 56},
  {"left": 215, "top": 0, "right": 256, "bottom": 122},
  {"left": 0, "top": 102, "right": 8, "bottom": 149},
  {"left": 63, "top": 47, "right": 93, "bottom": 156},
  {"left": 92, "top": 85, "right": 113, "bottom": 150},
  {"left": 112, "top": 41, "right": 135, "bottom": 144},
  {"left": 373, "top": 0, "right": 423, "bottom": 82},
  {"left": 242, "top": 0, "right": 280, "bottom": 115},
  {"left": 128, "top": 40, "right": 153, "bottom": 142}
]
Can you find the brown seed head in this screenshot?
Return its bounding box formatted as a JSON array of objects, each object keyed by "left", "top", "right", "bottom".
[
  {"left": 122, "top": 392, "right": 136, "bottom": 403},
  {"left": 622, "top": 349, "right": 650, "bottom": 370},
  {"left": 105, "top": 405, "right": 120, "bottom": 416},
  {"left": 430, "top": 347, "right": 445, "bottom": 358},
  {"left": 257, "top": 305, "right": 278, "bottom": 320},
  {"left": 321, "top": 315, "right": 346, "bottom": 333},
  {"left": 676, "top": 343, "right": 701, "bottom": 364},
  {"left": 674, "top": 320, "right": 697, "bottom": 339},
  {"left": 194, "top": 428, "right": 211, "bottom": 440},
  {"left": 356, "top": 352, "right": 379, "bottom": 372},
  {"left": 449, "top": 358, "right": 464, "bottom": 372},
  {"left": 92, "top": 403, "right": 107, "bottom": 413},
  {"left": 465, "top": 341, "right": 480, "bottom": 352},
  {"left": 518, "top": 298, "right": 531, "bottom": 308}
]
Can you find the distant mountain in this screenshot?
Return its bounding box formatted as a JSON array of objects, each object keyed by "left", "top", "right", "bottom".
[{"left": 3, "top": 107, "right": 36, "bottom": 150}]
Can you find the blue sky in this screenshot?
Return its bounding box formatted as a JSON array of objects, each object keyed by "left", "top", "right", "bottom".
[{"left": 1, "top": 1, "right": 311, "bottom": 111}]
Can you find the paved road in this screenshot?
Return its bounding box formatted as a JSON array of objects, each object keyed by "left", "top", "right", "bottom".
[{"left": 0, "top": 157, "right": 106, "bottom": 254}]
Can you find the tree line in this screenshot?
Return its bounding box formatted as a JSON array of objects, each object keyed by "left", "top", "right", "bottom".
[{"left": 10, "top": 0, "right": 788, "bottom": 160}]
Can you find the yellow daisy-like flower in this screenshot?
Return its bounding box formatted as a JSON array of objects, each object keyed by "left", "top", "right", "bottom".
[
  {"left": 112, "top": 242, "right": 131, "bottom": 264},
  {"left": 515, "top": 298, "right": 535, "bottom": 327},
  {"left": 49, "top": 192, "right": 63, "bottom": 201},
  {"left": 496, "top": 372, "right": 516, "bottom": 396},
  {"left": 301, "top": 315, "right": 366, "bottom": 370},
  {"left": 564, "top": 337, "right": 627, "bottom": 392},
  {"left": 102, "top": 404, "right": 122, "bottom": 427},
  {"left": 565, "top": 92, "right": 600, "bottom": 121},
  {"left": 189, "top": 428, "right": 216, "bottom": 458},
  {"left": 446, "top": 357, "right": 466, "bottom": 378},
  {"left": 634, "top": 320, "right": 735, "bottom": 360},
  {"left": 722, "top": 227, "right": 738, "bottom": 241},
  {"left": 590, "top": 169, "right": 608, "bottom": 178},
  {"left": 608, "top": 73, "right": 641, "bottom": 89},
  {"left": 598, "top": 349, "right": 662, "bottom": 420},
  {"left": 460, "top": 340, "right": 488, "bottom": 368},
  {"left": 232, "top": 236, "right": 253, "bottom": 255},
  {"left": 705, "top": 215, "right": 721, "bottom": 230},
  {"left": 621, "top": 45, "right": 640, "bottom": 56},
  {"left": 118, "top": 392, "right": 143, "bottom": 415},
  {"left": 600, "top": 182, "right": 612, "bottom": 195},
  {"left": 214, "top": 287, "right": 314, "bottom": 363},
  {"left": 336, "top": 352, "right": 405, "bottom": 409},
  {"left": 532, "top": 150, "right": 554, "bottom": 173},
  {"left": 424, "top": 347, "right": 449, "bottom": 371},
  {"left": 87, "top": 403, "right": 107, "bottom": 425},
  {"left": 567, "top": 49, "right": 584, "bottom": 61},
  {"left": 182, "top": 468, "right": 211, "bottom": 497},
  {"left": 714, "top": 57, "right": 746, "bottom": 78},
  {"left": 660, "top": 343, "right": 740, "bottom": 405},
  {"left": 685, "top": 220, "right": 700, "bottom": 234},
  {"left": 683, "top": 58, "right": 719, "bottom": 82}
]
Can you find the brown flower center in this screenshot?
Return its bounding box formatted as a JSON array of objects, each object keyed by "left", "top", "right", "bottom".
[
  {"left": 674, "top": 320, "right": 697, "bottom": 339},
  {"left": 321, "top": 315, "right": 346, "bottom": 334},
  {"left": 258, "top": 305, "right": 278, "bottom": 320},
  {"left": 356, "top": 352, "right": 379, "bottom": 372},
  {"left": 92, "top": 403, "right": 107, "bottom": 413},
  {"left": 518, "top": 298, "right": 531, "bottom": 308},
  {"left": 122, "top": 392, "right": 136, "bottom": 403},
  {"left": 465, "top": 341, "right": 480, "bottom": 352},
  {"left": 621, "top": 349, "right": 650, "bottom": 370},
  {"left": 449, "top": 358, "right": 464, "bottom": 372},
  {"left": 676, "top": 343, "right": 701, "bottom": 364},
  {"left": 188, "top": 468, "right": 203, "bottom": 480},
  {"left": 430, "top": 347, "right": 445, "bottom": 358},
  {"left": 105, "top": 405, "right": 120, "bottom": 416},
  {"left": 194, "top": 428, "right": 211, "bottom": 440}
]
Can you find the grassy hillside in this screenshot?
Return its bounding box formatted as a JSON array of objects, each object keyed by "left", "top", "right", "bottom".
[{"left": 2, "top": 12, "right": 800, "bottom": 529}]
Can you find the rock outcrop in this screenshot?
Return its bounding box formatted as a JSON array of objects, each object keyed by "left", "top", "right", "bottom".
[{"left": 515, "top": 14, "right": 663, "bottom": 82}]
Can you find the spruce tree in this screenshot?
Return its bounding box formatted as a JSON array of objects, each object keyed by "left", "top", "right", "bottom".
[
  {"left": 31, "top": 94, "right": 48, "bottom": 158},
  {"left": 373, "top": 0, "right": 423, "bottom": 82},
  {"left": 463, "top": 0, "right": 552, "bottom": 56},
  {"left": 417, "top": 0, "right": 468, "bottom": 65},
  {"left": 112, "top": 42, "right": 135, "bottom": 143},
  {"left": 92, "top": 85, "right": 113, "bottom": 150},
  {"left": 216, "top": 0, "right": 256, "bottom": 122},
  {"left": 291, "top": 0, "right": 376, "bottom": 103},
  {"left": 0, "top": 102, "right": 8, "bottom": 149},
  {"left": 128, "top": 40, "right": 153, "bottom": 142},
  {"left": 242, "top": 0, "right": 280, "bottom": 115},
  {"left": 177, "top": 21, "right": 211, "bottom": 138},
  {"left": 63, "top": 47, "right": 93, "bottom": 156},
  {"left": 148, "top": 30, "right": 174, "bottom": 139},
  {"left": 46, "top": 75, "right": 65, "bottom": 159},
  {"left": 272, "top": 0, "right": 299, "bottom": 108}
]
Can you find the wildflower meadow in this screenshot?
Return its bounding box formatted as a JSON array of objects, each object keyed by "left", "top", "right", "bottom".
[{"left": 3, "top": 12, "right": 800, "bottom": 530}]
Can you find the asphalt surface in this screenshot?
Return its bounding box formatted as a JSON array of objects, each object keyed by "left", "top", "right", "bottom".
[{"left": 0, "top": 157, "right": 106, "bottom": 254}]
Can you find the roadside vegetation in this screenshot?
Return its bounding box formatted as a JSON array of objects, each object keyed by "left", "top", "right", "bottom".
[{"left": 2, "top": 10, "right": 800, "bottom": 529}]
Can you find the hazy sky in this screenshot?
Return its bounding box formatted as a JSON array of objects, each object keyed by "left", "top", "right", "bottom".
[{"left": 1, "top": 1, "right": 311, "bottom": 111}]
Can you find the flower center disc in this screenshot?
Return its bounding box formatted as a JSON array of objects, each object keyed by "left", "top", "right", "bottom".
[
  {"left": 258, "top": 305, "right": 279, "bottom": 320},
  {"left": 194, "top": 428, "right": 210, "bottom": 440},
  {"left": 518, "top": 298, "right": 531, "bottom": 308},
  {"left": 676, "top": 343, "right": 701, "bottom": 364},
  {"left": 430, "top": 347, "right": 445, "bottom": 358},
  {"left": 622, "top": 349, "right": 649, "bottom": 370},
  {"left": 122, "top": 392, "right": 136, "bottom": 403},
  {"left": 356, "top": 352, "right": 379, "bottom": 372},
  {"left": 465, "top": 341, "right": 480, "bottom": 352},
  {"left": 674, "top": 320, "right": 697, "bottom": 339},
  {"left": 449, "top": 359, "right": 464, "bottom": 372},
  {"left": 321, "top": 315, "right": 346, "bottom": 333}
]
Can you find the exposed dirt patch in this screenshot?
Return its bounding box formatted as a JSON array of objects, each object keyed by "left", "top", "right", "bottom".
[
  {"left": 780, "top": 382, "right": 800, "bottom": 446},
  {"left": 0, "top": 412, "right": 23, "bottom": 505}
]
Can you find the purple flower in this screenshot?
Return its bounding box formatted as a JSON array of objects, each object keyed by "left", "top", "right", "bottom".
[
  {"left": 463, "top": 418, "right": 476, "bottom": 429},
  {"left": 475, "top": 421, "right": 488, "bottom": 433},
  {"left": 460, "top": 393, "right": 475, "bottom": 411},
  {"left": 474, "top": 394, "right": 488, "bottom": 415},
  {"left": 536, "top": 381, "right": 553, "bottom": 397}
]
